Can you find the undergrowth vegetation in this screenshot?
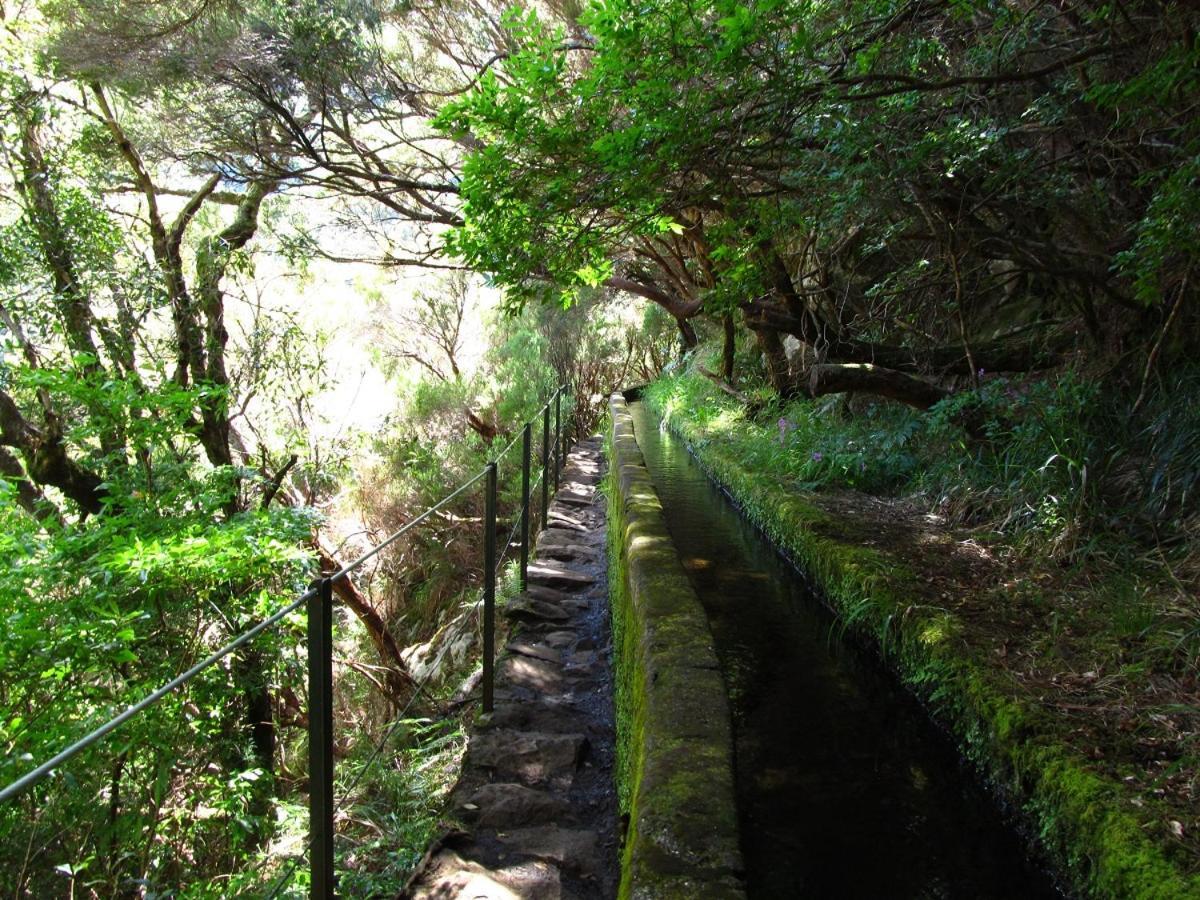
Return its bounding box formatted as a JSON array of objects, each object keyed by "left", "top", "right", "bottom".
[
  {"left": 650, "top": 351, "right": 1200, "bottom": 570},
  {"left": 644, "top": 351, "right": 1200, "bottom": 892}
]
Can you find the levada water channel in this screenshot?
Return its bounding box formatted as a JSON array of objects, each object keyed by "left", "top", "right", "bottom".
[{"left": 627, "top": 401, "right": 1063, "bottom": 899}]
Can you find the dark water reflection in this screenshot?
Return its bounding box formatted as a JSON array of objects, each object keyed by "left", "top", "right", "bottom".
[{"left": 629, "top": 402, "right": 1062, "bottom": 899}]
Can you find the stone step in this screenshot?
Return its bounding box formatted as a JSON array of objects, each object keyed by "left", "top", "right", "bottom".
[
  {"left": 528, "top": 563, "right": 595, "bottom": 591},
  {"left": 467, "top": 730, "right": 588, "bottom": 783},
  {"left": 485, "top": 699, "right": 594, "bottom": 734},
  {"left": 556, "top": 490, "right": 595, "bottom": 508},
  {"left": 537, "top": 543, "right": 601, "bottom": 564},
  {"left": 495, "top": 826, "right": 600, "bottom": 878},
  {"left": 538, "top": 527, "right": 597, "bottom": 546},
  {"left": 507, "top": 640, "right": 563, "bottom": 664},
  {"left": 500, "top": 654, "right": 577, "bottom": 693},
  {"left": 407, "top": 848, "right": 563, "bottom": 899},
  {"left": 541, "top": 630, "right": 578, "bottom": 649},
  {"left": 407, "top": 436, "right": 615, "bottom": 899},
  {"left": 459, "top": 782, "right": 569, "bottom": 828},
  {"left": 547, "top": 510, "right": 589, "bottom": 532},
  {"left": 502, "top": 595, "right": 573, "bottom": 624}
]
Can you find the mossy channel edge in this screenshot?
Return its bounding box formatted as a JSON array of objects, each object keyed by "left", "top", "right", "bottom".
[
  {"left": 607, "top": 394, "right": 746, "bottom": 899},
  {"left": 644, "top": 389, "right": 1200, "bottom": 900}
]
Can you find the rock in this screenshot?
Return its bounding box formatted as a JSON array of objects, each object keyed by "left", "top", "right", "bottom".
[
  {"left": 525, "top": 584, "right": 590, "bottom": 612},
  {"left": 463, "top": 783, "right": 569, "bottom": 827},
  {"left": 508, "top": 640, "right": 563, "bottom": 664},
  {"left": 486, "top": 700, "right": 592, "bottom": 734},
  {"left": 567, "top": 650, "right": 596, "bottom": 667},
  {"left": 556, "top": 490, "right": 595, "bottom": 507},
  {"left": 495, "top": 826, "right": 599, "bottom": 877},
  {"left": 547, "top": 510, "right": 589, "bottom": 532},
  {"left": 528, "top": 564, "right": 595, "bottom": 591},
  {"left": 538, "top": 543, "right": 600, "bottom": 564},
  {"left": 407, "top": 848, "right": 563, "bottom": 899},
  {"left": 538, "top": 528, "right": 593, "bottom": 548},
  {"left": 501, "top": 654, "right": 574, "bottom": 693},
  {"left": 503, "top": 595, "right": 572, "bottom": 624},
  {"left": 467, "top": 730, "right": 588, "bottom": 782},
  {"left": 542, "top": 630, "right": 577, "bottom": 649}
]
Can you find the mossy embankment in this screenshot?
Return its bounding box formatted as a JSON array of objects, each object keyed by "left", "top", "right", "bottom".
[
  {"left": 606, "top": 394, "right": 744, "bottom": 899},
  {"left": 643, "top": 376, "right": 1200, "bottom": 900}
]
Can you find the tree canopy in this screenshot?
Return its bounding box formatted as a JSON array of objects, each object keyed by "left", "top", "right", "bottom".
[{"left": 440, "top": 0, "right": 1198, "bottom": 403}]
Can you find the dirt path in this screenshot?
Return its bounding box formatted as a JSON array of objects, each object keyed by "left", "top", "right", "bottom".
[{"left": 405, "top": 437, "right": 619, "bottom": 899}]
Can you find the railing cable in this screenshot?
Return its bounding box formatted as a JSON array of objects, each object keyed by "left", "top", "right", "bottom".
[
  {"left": 1, "top": 384, "right": 583, "bottom": 900},
  {"left": 0, "top": 467, "right": 490, "bottom": 805}
]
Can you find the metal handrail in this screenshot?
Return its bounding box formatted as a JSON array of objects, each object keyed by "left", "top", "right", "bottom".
[
  {"left": 1, "top": 383, "right": 584, "bottom": 899},
  {"left": 0, "top": 387, "right": 569, "bottom": 804}
]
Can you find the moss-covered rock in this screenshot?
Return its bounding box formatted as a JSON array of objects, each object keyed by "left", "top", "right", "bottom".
[{"left": 607, "top": 395, "right": 745, "bottom": 899}]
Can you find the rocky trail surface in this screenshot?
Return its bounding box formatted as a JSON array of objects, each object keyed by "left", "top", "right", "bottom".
[{"left": 406, "top": 437, "right": 619, "bottom": 899}]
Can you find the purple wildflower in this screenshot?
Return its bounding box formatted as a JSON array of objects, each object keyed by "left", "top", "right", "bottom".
[
  {"left": 811, "top": 451, "right": 823, "bottom": 462},
  {"left": 778, "top": 417, "right": 796, "bottom": 445}
]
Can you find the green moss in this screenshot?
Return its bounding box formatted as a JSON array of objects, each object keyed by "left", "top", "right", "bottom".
[
  {"left": 645, "top": 384, "right": 1200, "bottom": 900},
  {"left": 607, "top": 397, "right": 745, "bottom": 899}
]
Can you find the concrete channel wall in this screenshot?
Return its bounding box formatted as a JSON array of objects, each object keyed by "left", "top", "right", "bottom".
[{"left": 607, "top": 394, "right": 745, "bottom": 899}]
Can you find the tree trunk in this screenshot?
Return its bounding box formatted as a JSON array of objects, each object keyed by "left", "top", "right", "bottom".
[
  {"left": 678, "top": 317, "right": 699, "bottom": 351},
  {"left": 804, "top": 363, "right": 951, "bottom": 409},
  {"left": 752, "top": 327, "right": 797, "bottom": 397},
  {"left": 317, "top": 542, "right": 415, "bottom": 704},
  {"left": 744, "top": 297, "right": 1067, "bottom": 376},
  {"left": 0, "top": 390, "right": 106, "bottom": 515}
]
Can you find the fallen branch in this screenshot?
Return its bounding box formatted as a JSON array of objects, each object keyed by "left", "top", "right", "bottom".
[
  {"left": 316, "top": 540, "right": 415, "bottom": 704},
  {"left": 805, "top": 362, "right": 950, "bottom": 409}
]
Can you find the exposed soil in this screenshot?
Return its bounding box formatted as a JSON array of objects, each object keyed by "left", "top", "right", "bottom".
[{"left": 805, "top": 488, "right": 1200, "bottom": 869}]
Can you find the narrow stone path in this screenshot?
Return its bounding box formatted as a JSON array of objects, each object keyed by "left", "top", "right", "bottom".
[{"left": 406, "top": 438, "right": 618, "bottom": 900}]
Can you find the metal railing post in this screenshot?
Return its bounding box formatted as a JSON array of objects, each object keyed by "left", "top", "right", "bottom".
[
  {"left": 541, "top": 403, "right": 550, "bottom": 527},
  {"left": 482, "top": 461, "right": 497, "bottom": 713},
  {"left": 553, "top": 389, "right": 561, "bottom": 492},
  {"left": 562, "top": 386, "right": 570, "bottom": 463},
  {"left": 520, "top": 423, "right": 531, "bottom": 591},
  {"left": 308, "top": 578, "right": 335, "bottom": 900}
]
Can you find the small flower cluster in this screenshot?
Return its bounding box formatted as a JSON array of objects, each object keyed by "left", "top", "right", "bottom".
[{"left": 777, "top": 417, "right": 797, "bottom": 444}]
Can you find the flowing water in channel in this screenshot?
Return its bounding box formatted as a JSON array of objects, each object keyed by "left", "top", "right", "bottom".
[{"left": 628, "top": 402, "right": 1062, "bottom": 899}]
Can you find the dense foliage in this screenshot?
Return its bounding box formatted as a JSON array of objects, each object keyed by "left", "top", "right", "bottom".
[
  {"left": 2, "top": 0, "right": 1197, "bottom": 892},
  {"left": 440, "top": 0, "right": 1198, "bottom": 410}
]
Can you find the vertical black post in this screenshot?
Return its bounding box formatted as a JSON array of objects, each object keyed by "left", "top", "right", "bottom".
[
  {"left": 308, "top": 578, "right": 335, "bottom": 899},
  {"left": 482, "top": 461, "right": 497, "bottom": 713},
  {"left": 561, "top": 386, "right": 570, "bottom": 464},
  {"left": 541, "top": 403, "right": 550, "bottom": 527},
  {"left": 553, "top": 389, "right": 561, "bottom": 492},
  {"left": 520, "top": 423, "right": 531, "bottom": 591}
]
